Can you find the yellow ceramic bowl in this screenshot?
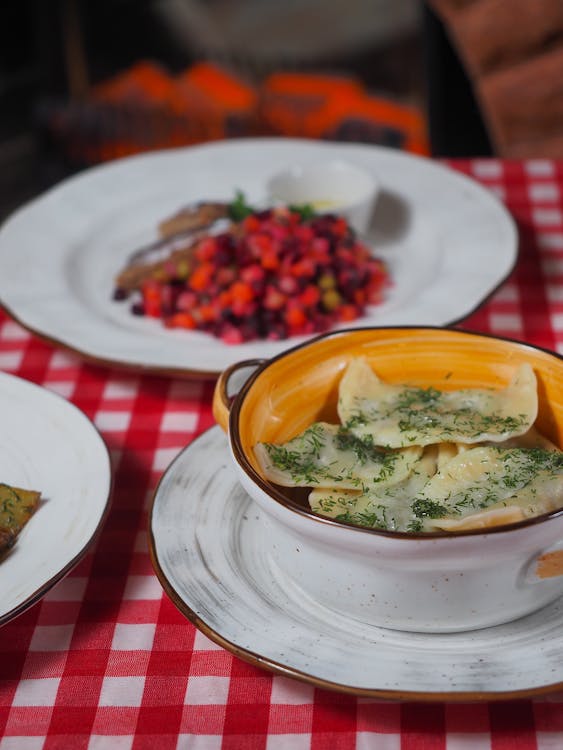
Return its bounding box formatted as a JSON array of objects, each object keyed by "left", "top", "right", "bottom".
[
  {"left": 215, "top": 326, "right": 563, "bottom": 499},
  {"left": 213, "top": 327, "right": 563, "bottom": 631}
]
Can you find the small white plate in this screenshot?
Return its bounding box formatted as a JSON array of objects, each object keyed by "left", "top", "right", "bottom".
[
  {"left": 0, "top": 138, "right": 517, "bottom": 377},
  {"left": 0, "top": 372, "right": 111, "bottom": 624},
  {"left": 150, "top": 426, "right": 563, "bottom": 700}
]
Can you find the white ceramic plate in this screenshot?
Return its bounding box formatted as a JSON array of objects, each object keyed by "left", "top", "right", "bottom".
[
  {"left": 150, "top": 427, "right": 563, "bottom": 700},
  {"left": 0, "top": 372, "right": 111, "bottom": 624},
  {"left": 0, "top": 139, "right": 517, "bottom": 377}
]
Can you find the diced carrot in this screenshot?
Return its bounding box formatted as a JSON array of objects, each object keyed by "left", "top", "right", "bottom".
[
  {"left": 188, "top": 262, "right": 214, "bottom": 291},
  {"left": 122, "top": 206, "right": 389, "bottom": 344},
  {"left": 231, "top": 281, "right": 255, "bottom": 303},
  {"left": 337, "top": 304, "right": 360, "bottom": 322},
  {"left": 198, "top": 304, "right": 218, "bottom": 322},
  {"left": 285, "top": 307, "right": 307, "bottom": 329},
  {"left": 261, "top": 250, "right": 281, "bottom": 270},
  {"left": 242, "top": 214, "right": 260, "bottom": 233},
  {"left": 165, "top": 312, "right": 196, "bottom": 328},
  {"left": 300, "top": 285, "right": 321, "bottom": 307},
  {"left": 291, "top": 258, "right": 316, "bottom": 277}
]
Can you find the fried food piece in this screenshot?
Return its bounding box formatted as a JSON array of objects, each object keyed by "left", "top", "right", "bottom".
[
  {"left": 0, "top": 527, "right": 15, "bottom": 554},
  {"left": 115, "top": 240, "right": 199, "bottom": 293},
  {"left": 0, "top": 483, "right": 40, "bottom": 556},
  {"left": 158, "top": 201, "right": 229, "bottom": 238},
  {"left": 114, "top": 201, "right": 231, "bottom": 293}
]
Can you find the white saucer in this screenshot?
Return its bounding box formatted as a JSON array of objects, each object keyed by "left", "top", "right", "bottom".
[{"left": 149, "top": 426, "right": 563, "bottom": 700}]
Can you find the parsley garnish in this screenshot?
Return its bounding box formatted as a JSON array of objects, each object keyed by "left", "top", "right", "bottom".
[
  {"left": 228, "top": 190, "right": 254, "bottom": 221},
  {"left": 288, "top": 203, "right": 316, "bottom": 221}
]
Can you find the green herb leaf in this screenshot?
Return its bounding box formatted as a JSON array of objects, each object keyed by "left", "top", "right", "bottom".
[
  {"left": 411, "top": 498, "right": 449, "bottom": 519},
  {"left": 288, "top": 203, "right": 316, "bottom": 221},
  {"left": 228, "top": 190, "right": 255, "bottom": 221},
  {"left": 407, "top": 519, "right": 424, "bottom": 532}
]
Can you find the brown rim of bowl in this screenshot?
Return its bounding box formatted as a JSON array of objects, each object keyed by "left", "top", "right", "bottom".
[
  {"left": 229, "top": 324, "right": 563, "bottom": 540},
  {"left": 147, "top": 427, "right": 563, "bottom": 701}
]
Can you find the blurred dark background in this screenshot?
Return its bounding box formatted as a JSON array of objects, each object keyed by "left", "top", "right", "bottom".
[{"left": 0, "top": 0, "right": 492, "bottom": 222}]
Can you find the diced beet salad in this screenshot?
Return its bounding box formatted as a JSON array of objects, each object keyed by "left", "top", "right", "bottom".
[{"left": 116, "top": 206, "right": 389, "bottom": 344}]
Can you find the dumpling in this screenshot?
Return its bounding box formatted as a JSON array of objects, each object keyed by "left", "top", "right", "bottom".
[
  {"left": 309, "top": 446, "right": 439, "bottom": 531},
  {"left": 251, "top": 358, "right": 562, "bottom": 534},
  {"left": 429, "top": 506, "right": 527, "bottom": 531},
  {"left": 337, "top": 358, "right": 537, "bottom": 448},
  {"left": 485, "top": 425, "right": 559, "bottom": 451},
  {"left": 436, "top": 442, "right": 460, "bottom": 470},
  {"left": 254, "top": 422, "right": 421, "bottom": 489},
  {"left": 414, "top": 445, "right": 563, "bottom": 531}
]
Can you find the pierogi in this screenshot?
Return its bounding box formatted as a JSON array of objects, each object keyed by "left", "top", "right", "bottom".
[
  {"left": 254, "top": 422, "right": 421, "bottom": 490},
  {"left": 254, "top": 358, "right": 563, "bottom": 533},
  {"left": 337, "top": 357, "right": 537, "bottom": 448}
]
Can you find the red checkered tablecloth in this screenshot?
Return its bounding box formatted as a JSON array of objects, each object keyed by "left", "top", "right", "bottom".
[{"left": 2, "top": 158, "right": 563, "bottom": 749}]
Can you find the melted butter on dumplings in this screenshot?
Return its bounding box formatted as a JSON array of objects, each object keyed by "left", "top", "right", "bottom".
[
  {"left": 309, "top": 446, "right": 439, "bottom": 531},
  {"left": 309, "top": 444, "right": 563, "bottom": 532},
  {"left": 419, "top": 445, "right": 563, "bottom": 531},
  {"left": 337, "top": 358, "right": 537, "bottom": 448},
  {"left": 254, "top": 422, "right": 421, "bottom": 489}
]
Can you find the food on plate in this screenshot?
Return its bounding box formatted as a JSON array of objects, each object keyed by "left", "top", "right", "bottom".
[
  {"left": 253, "top": 423, "right": 422, "bottom": 489},
  {"left": 114, "top": 201, "right": 230, "bottom": 293},
  {"left": 157, "top": 201, "right": 229, "bottom": 240},
  {"left": 0, "top": 483, "right": 40, "bottom": 556},
  {"left": 338, "top": 357, "right": 537, "bottom": 447},
  {"left": 254, "top": 358, "right": 563, "bottom": 533},
  {"left": 113, "top": 194, "right": 389, "bottom": 344}
]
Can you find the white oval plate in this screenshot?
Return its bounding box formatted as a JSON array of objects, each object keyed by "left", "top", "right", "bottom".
[
  {"left": 150, "top": 427, "right": 563, "bottom": 700},
  {"left": 0, "top": 372, "right": 111, "bottom": 624},
  {"left": 0, "top": 139, "right": 517, "bottom": 378}
]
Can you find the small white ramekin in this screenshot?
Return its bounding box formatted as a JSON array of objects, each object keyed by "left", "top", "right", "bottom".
[{"left": 267, "top": 160, "right": 379, "bottom": 235}]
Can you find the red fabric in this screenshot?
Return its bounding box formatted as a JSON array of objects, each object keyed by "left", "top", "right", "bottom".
[{"left": 1, "top": 158, "right": 563, "bottom": 748}]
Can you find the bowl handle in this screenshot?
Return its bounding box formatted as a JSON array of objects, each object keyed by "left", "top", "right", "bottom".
[
  {"left": 212, "top": 359, "right": 265, "bottom": 433},
  {"left": 526, "top": 540, "right": 563, "bottom": 582}
]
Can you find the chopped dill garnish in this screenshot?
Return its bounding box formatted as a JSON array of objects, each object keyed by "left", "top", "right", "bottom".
[
  {"left": 265, "top": 443, "right": 321, "bottom": 485},
  {"left": 344, "top": 414, "right": 368, "bottom": 429},
  {"left": 334, "top": 508, "right": 391, "bottom": 530},
  {"left": 335, "top": 428, "right": 384, "bottom": 464},
  {"left": 407, "top": 519, "right": 424, "bottom": 532},
  {"left": 411, "top": 498, "right": 449, "bottom": 519}
]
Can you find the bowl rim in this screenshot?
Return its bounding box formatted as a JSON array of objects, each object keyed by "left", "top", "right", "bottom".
[{"left": 229, "top": 324, "right": 563, "bottom": 540}]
